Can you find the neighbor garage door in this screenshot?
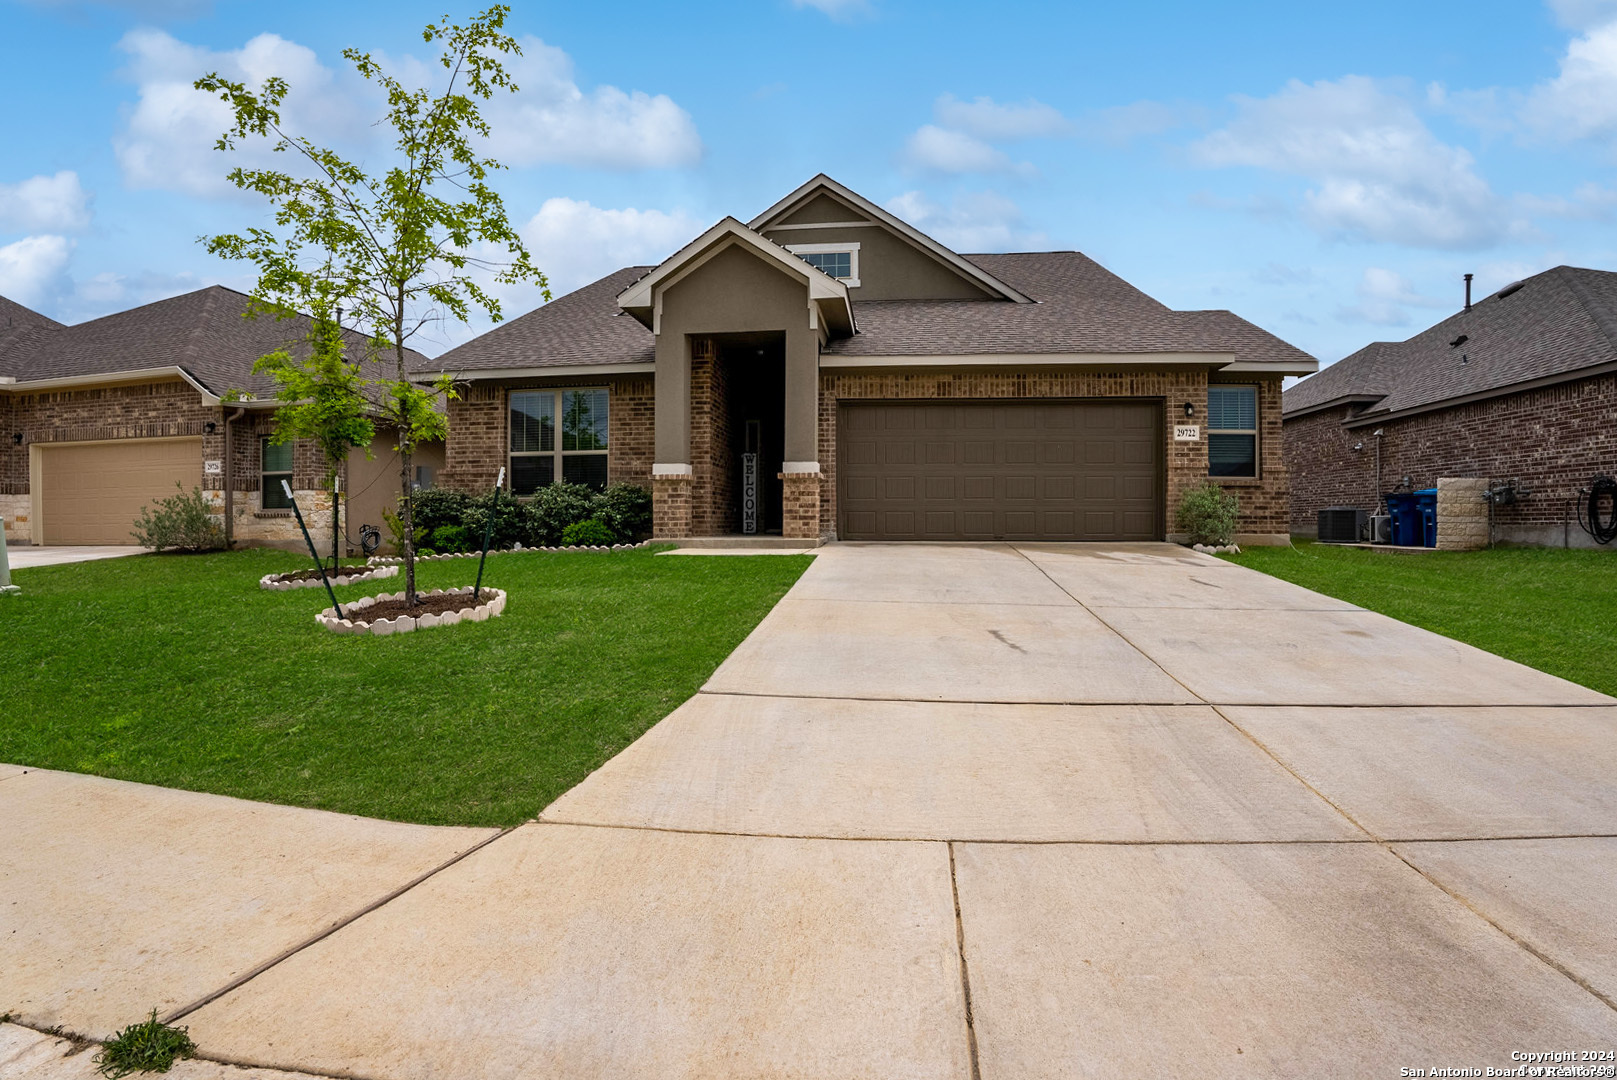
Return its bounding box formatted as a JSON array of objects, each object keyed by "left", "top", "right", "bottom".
[
  {"left": 838, "top": 400, "right": 1161, "bottom": 541},
  {"left": 38, "top": 438, "right": 203, "bottom": 545}
]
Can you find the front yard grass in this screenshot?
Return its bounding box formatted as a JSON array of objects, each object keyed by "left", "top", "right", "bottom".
[
  {"left": 0, "top": 546, "right": 810, "bottom": 827},
  {"left": 1222, "top": 542, "right": 1617, "bottom": 697}
]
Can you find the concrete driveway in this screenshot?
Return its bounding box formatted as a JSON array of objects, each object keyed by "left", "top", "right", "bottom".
[
  {"left": 5, "top": 542, "right": 1616, "bottom": 1078},
  {"left": 5, "top": 545, "right": 149, "bottom": 569}
]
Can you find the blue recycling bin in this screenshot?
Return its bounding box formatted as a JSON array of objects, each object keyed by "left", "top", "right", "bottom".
[
  {"left": 1415, "top": 488, "right": 1438, "bottom": 547},
  {"left": 1384, "top": 493, "right": 1419, "bottom": 546}
]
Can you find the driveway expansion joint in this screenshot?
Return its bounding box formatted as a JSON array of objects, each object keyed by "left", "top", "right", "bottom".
[
  {"left": 162, "top": 826, "right": 515, "bottom": 1026},
  {"left": 947, "top": 842, "right": 983, "bottom": 1080}
]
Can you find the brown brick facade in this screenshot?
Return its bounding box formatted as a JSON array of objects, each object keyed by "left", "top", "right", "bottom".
[
  {"left": 652, "top": 473, "right": 693, "bottom": 536},
  {"left": 440, "top": 376, "right": 656, "bottom": 493},
  {"left": 689, "top": 339, "right": 737, "bottom": 535},
  {"left": 779, "top": 471, "right": 821, "bottom": 539},
  {"left": 1284, "top": 372, "right": 1617, "bottom": 546},
  {"left": 818, "top": 370, "right": 1290, "bottom": 542}
]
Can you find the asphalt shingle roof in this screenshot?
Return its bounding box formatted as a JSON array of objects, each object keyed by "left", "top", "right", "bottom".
[
  {"left": 425, "top": 252, "right": 1314, "bottom": 373},
  {"left": 0, "top": 295, "right": 64, "bottom": 360},
  {"left": 1284, "top": 265, "right": 1617, "bottom": 419},
  {"left": 0, "top": 285, "right": 429, "bottom": 399}
]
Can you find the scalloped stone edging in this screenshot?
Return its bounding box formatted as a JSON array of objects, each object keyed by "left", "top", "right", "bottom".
[
  {"left": 1191, "top": 543, "right": 1241, "bottom": 555},
  {"left": 367, "top": 539, "right": 653, "bottom": 566},
  {"left": 261, "top": 564, "right": 400, "bottom": 591},
  {"left": 315, "top": 586, "right": 507, "bottom": 636}
]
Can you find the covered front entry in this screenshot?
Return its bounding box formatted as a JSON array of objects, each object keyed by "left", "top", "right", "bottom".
[
  {"left": 34, "top": 437, "right": 202, "bottom": 544},
  {"left": 837, "top": 400, "right": 1162, "bottom": 541}
]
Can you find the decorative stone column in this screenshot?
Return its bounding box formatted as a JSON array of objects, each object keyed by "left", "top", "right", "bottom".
[
  {"left": 652, "top": 465, "right": 693, "bottom": 538},
  {"left": 779, "top": 467, "right": 821, "bottom": 540},
  {"left": 1436, "top": 477, "right": 1489, "bottom": 551}
]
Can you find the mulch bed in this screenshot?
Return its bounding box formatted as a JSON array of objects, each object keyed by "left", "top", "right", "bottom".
[
  {"left": 344, "top": 592, "right": 492, "bottom": 623},
  {"left": 268, "top": 565, "right": 374, "bottom": 584}
]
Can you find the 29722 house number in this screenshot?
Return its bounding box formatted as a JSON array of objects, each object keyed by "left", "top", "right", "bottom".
[{"left": 1173, "top": 425, "right": 1200, "bottom": 442}]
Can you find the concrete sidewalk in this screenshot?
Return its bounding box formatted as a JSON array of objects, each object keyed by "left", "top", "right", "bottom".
[{"left": 5, "top": 542, "right": 1616, "bottom": 1078}]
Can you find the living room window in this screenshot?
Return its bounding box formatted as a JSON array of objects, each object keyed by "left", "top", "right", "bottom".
[
  {"left": 787, "top": 242, "right": 860, "bottom": 286},
  {"left": 262, "top": 437, "right": 294, "bottom": 508},
  {"left": 1207, "top": 384, "right": 1258, "bottom": 478},
  {"left": 510, "top": 388, "right": 609, "bottom": 495}
]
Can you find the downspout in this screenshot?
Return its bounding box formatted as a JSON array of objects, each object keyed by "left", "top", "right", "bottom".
[{"left": 222, "top": 407, "right": 246, "bottom": 548}]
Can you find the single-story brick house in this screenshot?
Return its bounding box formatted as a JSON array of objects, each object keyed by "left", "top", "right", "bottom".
[
  {"left": 1284, "top": 265, "right": 1617, "bottom": 547},
  {"left": 0, "top": 286, "right": 439, "bottom": 549},
  {"left": 423, "top": 175, "right": 1317, "bottom": 543}
]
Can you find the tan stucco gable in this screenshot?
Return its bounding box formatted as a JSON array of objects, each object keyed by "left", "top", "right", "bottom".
[{"left": 748, "top": 174, "right": 1032, "bottom": 304}]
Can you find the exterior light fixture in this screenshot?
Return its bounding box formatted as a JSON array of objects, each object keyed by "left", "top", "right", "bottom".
[
  {"left": 204, "top": 421, "right": 218, "bottom": 434},
  {"left": 1183, "top": 402, "right": 1195, "bottom": 417},
  {"left": 10, "top": 433, "right": 20, "bottom": 446}
]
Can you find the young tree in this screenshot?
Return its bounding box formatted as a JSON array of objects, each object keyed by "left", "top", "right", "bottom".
[
  {"left": 248, "top": 304, "right": 375, "bottom": 563},
  {"left": 197, "top": 5, "right": 547, "bottom": 604}
]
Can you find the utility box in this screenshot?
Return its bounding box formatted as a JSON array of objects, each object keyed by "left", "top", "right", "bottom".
[{"left": 1318, "top": 506, "right": 1366, "bottom": 544}]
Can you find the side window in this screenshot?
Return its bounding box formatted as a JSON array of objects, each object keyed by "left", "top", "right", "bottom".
[
  {"left": 1207, "top": 385, "right": 1258, "bottom": 478},
  {"left": 787, "top": 242, "right": 861, "bottom": 286},
  {"left": 262, "top": 437, "right": 294, "bottom": 508}
]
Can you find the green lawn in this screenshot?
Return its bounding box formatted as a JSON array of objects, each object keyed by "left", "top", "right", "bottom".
[
  {"left": 1222, "top": 542, "right": 1617, "bottom": 698},
  {"left": 0, "top": 547, "right": 810, "bottom": 827}
]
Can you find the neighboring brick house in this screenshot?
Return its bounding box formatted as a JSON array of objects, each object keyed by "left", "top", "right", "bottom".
[
  {"left": 424, "top": 175, "right": 1316, "bottom": 544},
  {"left": 0, "top": 286, "right": 439, "bottom": 549},
  {"left": 1284, "top": 266, "right": 1617, "bottom": 548}
]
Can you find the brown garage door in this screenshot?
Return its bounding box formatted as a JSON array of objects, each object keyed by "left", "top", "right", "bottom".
[
  {"left": 838, "top": 400, "right": 1161, "bottom": 541},
  {"left": 39, "top": 438, "right": 203, "bottom": 544}
]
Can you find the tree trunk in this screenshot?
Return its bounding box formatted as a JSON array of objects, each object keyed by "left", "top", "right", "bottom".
[{"left": 401, "top": 443, "right": 416, "bottom": 605}]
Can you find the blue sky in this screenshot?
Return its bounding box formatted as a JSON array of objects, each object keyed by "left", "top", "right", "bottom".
[{"left": 4, "top": 0, "right": 1617, "bottom": 365}]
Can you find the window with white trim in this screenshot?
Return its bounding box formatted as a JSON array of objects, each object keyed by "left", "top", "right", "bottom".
[
  {"left": 262, "top": 437, "right": 294, "bottom": 509},
  {"left": 1207, "top": 384, "right": 1258, "bottom": 478},
  {"left": 787, "top": 242, "right": 860, "bottom": 286},
  {"left": 509, "top": 389, "right": 609, "bottom": 494}
]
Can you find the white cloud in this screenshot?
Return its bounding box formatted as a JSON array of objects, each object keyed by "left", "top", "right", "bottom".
[
  {"left": 1547, "top": 0, "right": 1617, "bottom": 28},
  {"left": 0, "top": 235, "right": 74, "bottom": 309},
  {"left": 0, "top": 171, "right": 91, "bottom": 233},
  {"left": 114, "top": 29, "right": 362, "bottom": 196},
  {"left": 521, "top": 197, "right": 699, "bottom": 296},
  {"left": 934, "top": 95, "right": 1072, "bottom": 140},
  {"left": 885, "top": 190, "right": 1045, "bottom": 252},
  {"left": 1336, "top": 266, "right": 1446, "bottom": 326},
  {"left": 1074, "top": 100, "right": 1206, "bottom": 144},
  {"left": 1193, "top": 76, "right": 1517, "bottom": 249},
  {"left": 114, "top": 29, "right": 701, "bottom": 198},
  {"left": 481, "top": 37, "right": 701, "bottom": 169},
  {"left": 901, "top": 125, "right": 1026, "bottom": 174},
  {"left": 1519, "top": 20, "right": 1617, "bottom": 141},
  {"left": 791, "top": 0, "right": 871, "bottom": 19}
]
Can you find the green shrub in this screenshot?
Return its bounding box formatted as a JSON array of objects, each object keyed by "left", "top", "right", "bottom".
[
  {"left": 527, "top": 482, "right": 599, "bottom": 545},
  {"left": 94, "top": 1010, "right": 196, "bottom": 1078},
  {"left": 561, "top": 517, "right": 616, "bottom": 546},
  {"left": 429, "top": 524, "right": 471, "bottom": 553},
  {"left": 1176, "top": 481, "right": 1240, "bottom": 546},
  {"left": 131, "top": 483, "right": 225, "bottom": 553},
  {"left": 411, "top": 488, "right": 472, "bottom": 536},
  {"left": 595, "top": 482, "right": 652, "bottom": 541},
  {"left": 463, "top": 490, "right": 529, "bottom": 549}
]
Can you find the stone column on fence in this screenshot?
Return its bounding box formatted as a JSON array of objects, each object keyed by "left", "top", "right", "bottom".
[{"left": 1436, "top": 477, "right": 1489, "bottom": 551}]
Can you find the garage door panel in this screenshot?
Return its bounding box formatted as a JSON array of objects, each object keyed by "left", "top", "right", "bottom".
[
  {"left": 41, "top": 438, "right": 203, "bottom": 545},
  {"left": 839, "top": 401, "right": 1162, "bottom": 542}
]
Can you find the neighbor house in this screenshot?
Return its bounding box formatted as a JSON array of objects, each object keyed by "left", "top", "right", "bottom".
[
  {"left": 1284, "top": 266, "right": 1617, "bottom": 547},
  {"left": 0, "top": 286, "right": 439, "bottom": 549},
  {"left": 424, "top": 175, "right": 1317, "bottom": 544}
]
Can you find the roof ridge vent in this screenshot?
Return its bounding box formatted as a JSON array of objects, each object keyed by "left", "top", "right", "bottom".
[{"left": 1495, "top": 280, "right": 1526, "bottom": 300}]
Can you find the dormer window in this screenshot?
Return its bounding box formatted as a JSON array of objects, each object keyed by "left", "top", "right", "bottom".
[{"left": 787, "top": 242, "right": 860, "bottom": 287}]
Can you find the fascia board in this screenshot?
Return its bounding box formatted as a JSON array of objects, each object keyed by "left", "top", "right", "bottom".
[
  {"left": 818, "top": 352, "right": 1236, "bottom": 369},
  {"left": 3, "top": 365, "right": 222, "bottom": 403}
]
